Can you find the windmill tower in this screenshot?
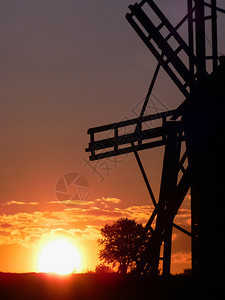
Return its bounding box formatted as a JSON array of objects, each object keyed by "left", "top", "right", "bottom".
[{"left": 86, "top": 0, "right": 225, "bottom": 280}]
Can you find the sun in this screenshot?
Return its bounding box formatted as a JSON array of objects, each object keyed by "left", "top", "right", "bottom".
[{"left": 38, "top": 239, "right": 81, "bottom": 275}]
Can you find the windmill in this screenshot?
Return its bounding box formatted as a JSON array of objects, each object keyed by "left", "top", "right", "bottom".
[{"left": 86, "top": 0, "right": 225, "bottom": 279}]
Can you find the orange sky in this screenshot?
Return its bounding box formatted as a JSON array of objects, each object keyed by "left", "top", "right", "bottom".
[
  {"left": 0, "top": 192, "right": 192, "bottom": 274},
  {"left": 0, "top": 0, "right": 225, "bottom": 274}
]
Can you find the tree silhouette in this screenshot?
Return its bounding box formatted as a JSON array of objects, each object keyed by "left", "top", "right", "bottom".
[
  {"left": 95, "top": 264, "right": 114, "bottom": 274},
  {"left": 98, "top": 218, "right": 150, "bottom": 274}
]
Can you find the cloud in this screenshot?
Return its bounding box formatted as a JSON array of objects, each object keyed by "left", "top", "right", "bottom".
[
  {"left": 95, "top": 197, "right": 121, "bottom": 209},
  {"left": 37, "top": 226, "right": 102, "bottom": 244},
  {"left": 122, "top": 205, "right": 153, "bottom": 223},
  {"left": 96, "top": 197, "right": 121, "bottom": 204},
  {"left": 0, "top": 210, "right": 103, "bottom": 248},
  {"left": 0, "top": 194, "right": 191, "bottom": 251},
  {"left": 174, "top": 208, "right": 191, "bottom": 226},
  {"left": 3, "top": 201, "right": 26, "bottom": 206},
  {"left": 0, "top": 222, "right": 12, "bottom": 228},
  {"left": 47, "top": 200, "right": 96, "bottom": 207},
  {"left": 0, "top": 201, "right": 154, "bottom": 248},
  {"left": 172, "top": 252, "right": 191, "bottom": 264},
  {"left": 2, "top": 201, "right": 39, "bottom": 206}
]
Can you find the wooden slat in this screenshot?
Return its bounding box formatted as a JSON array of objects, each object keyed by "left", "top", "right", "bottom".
[{"left": 87, "top": 110, "right": 175, "bottom": 134}]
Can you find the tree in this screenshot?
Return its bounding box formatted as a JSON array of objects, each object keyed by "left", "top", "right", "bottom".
[
  {"left": 98, "top": 218, "right": 150, "bottom": 274},
  {"left": 95, "top": 263, "right": 114, "bottom": 274}
]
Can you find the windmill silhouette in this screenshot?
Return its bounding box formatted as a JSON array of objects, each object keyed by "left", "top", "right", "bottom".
[{"left": 86, "top": 0, "right": 225, "bottom": 279}]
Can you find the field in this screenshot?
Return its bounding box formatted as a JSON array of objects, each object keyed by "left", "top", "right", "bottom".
[{"left": 0, "top": 272, "right": 196, "bottom": 300}]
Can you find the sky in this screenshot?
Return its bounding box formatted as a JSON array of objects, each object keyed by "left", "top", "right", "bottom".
[{"left": 0, "top": 0, "right": 224, "bottom": 274}]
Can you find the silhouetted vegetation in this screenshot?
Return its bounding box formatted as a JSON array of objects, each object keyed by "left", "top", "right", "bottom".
[
  {"left": 98, "top": 218, "right": 151, "bottom": 274},
  {"left": 95, "top": 264, "right": 114, "bottom": 274},
  {"left": 181, "top": 268, "right": 192, "bottom": 276}
]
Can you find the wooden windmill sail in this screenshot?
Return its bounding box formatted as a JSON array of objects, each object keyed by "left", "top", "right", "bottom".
[{"left": 86, "top": 0, "right": 225, "bottom": 278}]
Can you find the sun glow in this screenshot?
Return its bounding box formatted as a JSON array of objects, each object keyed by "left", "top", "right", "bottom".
[{"left": 38, "top": 239, "right": 81, "bottom": 275}]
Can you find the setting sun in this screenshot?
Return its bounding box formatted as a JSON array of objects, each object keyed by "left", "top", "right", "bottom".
[{"left": 38, "top": 239, "right": 81, "bottom": 275}]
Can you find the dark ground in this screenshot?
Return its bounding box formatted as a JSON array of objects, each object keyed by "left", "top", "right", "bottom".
[
  {"left": 0, "top": 272, "right": 221, "bottom": 300},
  {"left": 0, "top": 272, "right": 192, "bottom": 300}
]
